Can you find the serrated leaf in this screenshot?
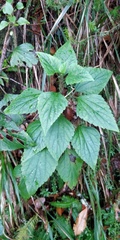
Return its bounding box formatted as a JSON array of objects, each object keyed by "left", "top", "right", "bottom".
[
  {"left": 75, "top": 67, "right": 112, "bottom": 94},
  {"left": 55, "top": 41, "right": 77, "bottom": 73},
  {"left": 17, "top": 17, "right": 30, "bottom": 25},
  {"left": 2, "top": 2, "right": 13, "bottom": 15},
  {"left": 10, "top": 43, "right": 38, "bottom": 68},
  {"left": 66, "top": 65, "right": 94, "bottom": 85},
  {"left": 37, "top": 52, "right": 66, "bottom": 75},
  {"left": 19, "top": 148, "right": 57, "bottom": 199},
  {"left": 16, "top": 2, "right": 24, "bottom": 9},
  {"left": 4, "top": 88, "right": 41, "bottom": 114},
  {"left": 45, "top": 115, "right": 74, "bottom": 159},
  {"left": 51, "top": 196, "right": 76, "bottom": 208},
  {"left": 21, "top": 148, "right": 36, "bottom": 161},
  {"left": 77, "top": 94, "right": 119, "bottom": 132},
  {"left": 57, "top": 149, "right": 83, "bottom": 188},
  {"left": 72, "top": 126, "right": 100, "bottom": 170},
  {"left": 38, "top": 92, "right": 68, "bottom": 135},
  {"left": 27, "top": 120, "right": 46, "bottom": 151},
  {"left": 0, "top": 21, "right": 9, "bottom": 31}
]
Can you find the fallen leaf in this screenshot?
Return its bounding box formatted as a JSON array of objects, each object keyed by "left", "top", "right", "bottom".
[
  {"left": 73, "top": 207, "right": 88, "bottom": 236},
  {"left": 56, "top": 207, "right": 64, "bottom": 216},
  {"left": 34, "top": 197, "right": 45, "bottom": 212}
]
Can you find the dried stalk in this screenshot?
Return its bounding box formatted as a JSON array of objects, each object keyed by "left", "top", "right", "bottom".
[{"left": 0, "top": 25, "right": 11, "bottom": 72}]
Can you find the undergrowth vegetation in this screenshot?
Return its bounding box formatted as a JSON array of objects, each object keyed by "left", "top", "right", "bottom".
[{"left": 0, "top": 0, "right": 120, "bottom": 239}]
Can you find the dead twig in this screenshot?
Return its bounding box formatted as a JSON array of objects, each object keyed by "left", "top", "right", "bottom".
[{"left": 0, "top": 25, "right": 11, "bottom": 72}]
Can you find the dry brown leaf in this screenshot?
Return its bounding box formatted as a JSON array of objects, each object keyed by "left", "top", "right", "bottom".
[
  {"left": 73, "top": 207, "right": 88, "bottom": 236},
  {"left": 56, "top": 207, "right": 64, "bottom": 216},
  {"left": 34, "top": 197, "right": 45, "bottom": 212}
]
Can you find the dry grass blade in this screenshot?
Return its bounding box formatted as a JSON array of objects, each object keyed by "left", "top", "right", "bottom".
[
  {"left": 112, "top": 75, "right": 120, "bottom": 99},
  {"left": 45, "top": 4, "right": 72, "bottom": 41}
]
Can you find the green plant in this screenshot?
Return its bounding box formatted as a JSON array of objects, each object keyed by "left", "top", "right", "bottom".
[
  {"left": 0, "top": 1, "right": 29, "bottom": 31},
  {"left": 0, "top": 41, "right": 119, "bottom": 200},
  {"left": 84, "top": 167, "right": 106, "bottom": 240},
  {"left": 46, "top": 0, "right": 76, "bottom": 10},
  {"left": 102, "top": 207, "right": 120, "bottom": 239}
]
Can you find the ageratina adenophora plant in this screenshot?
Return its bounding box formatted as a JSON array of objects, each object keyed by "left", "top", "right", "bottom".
[{"left": 1, "top": 41, "right": 118, "bottom": 199}]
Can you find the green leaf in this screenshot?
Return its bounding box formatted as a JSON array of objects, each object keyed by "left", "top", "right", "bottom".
[
  {"left": 77, "top": 94, "right": 119, "bottom": 132},
  {"left": 13, "top": 164, "right": 21, "bottom": 178},
  {"left": 45, "top": 115, "right": 74, "bottom": 159},
  {"left": 57, "top": 149, "right": 83, "bottom": 188},
  {"left": 53, "top": 215, "right": 74, "bottom": 239},
  {"left": 17, "top": 17, "right": 30, "bottom": 26},
  {"left": 19, "top": 148, "right": 58, "bottom": 199},
  {"left": 0, "top": 220, "right": 4, "bottom": 236},
  {"left": 6, "top": 0, "right": 13, "bottom": 3},
  {"left": 0, "top": 71, "right": 9, "bottom": 85},
  {"left": 0, "top": 112, "right": 20, "bottom": 131},
  {"left": 0, "top": 131, "right": 24, "bottom": 151},
  {"left": 10, "top": 43, "right": 38, "bottom": 68},
  {"left": 19, "top": 178, "right": 30, "bottom": 200},
  {"left": 4, "top": 88, "right": 41, "bottom": 114},
  {"left": 9, "top": 130, "right": 35, "bottom": 147},
  {"left": 66, "top": 65, "right": 94, "bottom": 85},
  {"left": 7, "top": 15, "right": 16, "bottom": 23},
  {"left": 6, "top": 114, "right": 24, "bottom": 125},
  {"left": 16, "top": 2, "right": 24, "bottom": 9},
  {"left": 2, "top": 2, "right": 13, "bottom": 15},
  {"left": 72, "top": 126, "right": 100, "bottom": 170},
  {"left": 37, "top": 52, "right": 66, "bottom": 75},
  {"left": 0, "top": 78, "right": 4, "bottom": 86},
  {"left": 0, "top": 94, "right": 18, "bottom": 110},
  {"left": 38, "top": 92, "right": 68, "bottom": 135},
  {"left": 75, "top": 67, "right": 112, "bottom": 94},
  {"left": 27, "top": 120, "right": 46, "bottom": 151},
  {"left": 20, "top": 148, "right": 37, "bottom": 161},
  {"left": 0, "top": 21, "right": 9, "bottom": 31},
  {"left": 55, "top": 41, "right": 77, "bottom": 73},
  {"left": 51, "top": 195, "right": 77, "bottom": 208}
]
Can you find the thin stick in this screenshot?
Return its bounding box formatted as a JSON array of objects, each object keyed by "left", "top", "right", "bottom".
[
  {"left": 112, "top": 75, "right": 120, "bottom": 98},
  {"left": 9, "top": 78, "right": 26, "bottom": 88},
  {"left": 99, "top": 127, "right": 108, "bottom": 160},
  {"left": 0, "top": 85, "right": 7, "bottom": 94},
  {"left": 0, "top": 25, "right": 11, "bottom": 72}
]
